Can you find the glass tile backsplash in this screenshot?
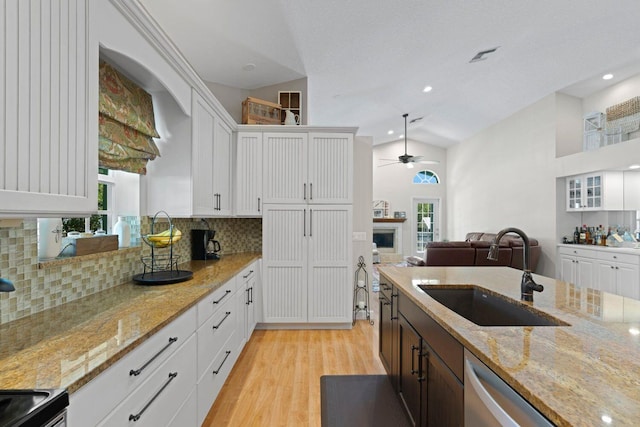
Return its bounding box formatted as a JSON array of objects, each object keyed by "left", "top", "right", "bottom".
[{"left": 0, "top": 217, "right": 261, "bottom": 325}]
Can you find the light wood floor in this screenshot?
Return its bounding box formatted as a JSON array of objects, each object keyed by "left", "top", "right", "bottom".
[{"left": 203, "top": 301, "right": 385, "bottom": 426}]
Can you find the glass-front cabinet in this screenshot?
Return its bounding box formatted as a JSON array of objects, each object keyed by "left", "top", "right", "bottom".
[{"left": 566, "top": 171, "right": 623, "bottom": 211}]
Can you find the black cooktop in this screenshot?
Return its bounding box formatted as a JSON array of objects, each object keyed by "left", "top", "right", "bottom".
[{"left": 0, "top": 389, "right": 68, "bottom": 427}]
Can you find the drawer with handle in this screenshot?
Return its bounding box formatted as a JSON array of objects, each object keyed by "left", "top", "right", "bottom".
[
  {"left": 197, "top": 276, "right": 238, "bottom": 326},
  {"left": 196, "top": 299, "right": 237, "bottom": 381}
]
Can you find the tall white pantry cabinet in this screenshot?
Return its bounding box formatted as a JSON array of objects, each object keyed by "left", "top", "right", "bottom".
[{"left": 260, "top": 132, "right": 354, "bottom": 324}]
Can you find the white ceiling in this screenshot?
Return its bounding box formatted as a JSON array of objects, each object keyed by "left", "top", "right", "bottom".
[{"left": 139, "top": 0, "right": 640, "bottom": 147}]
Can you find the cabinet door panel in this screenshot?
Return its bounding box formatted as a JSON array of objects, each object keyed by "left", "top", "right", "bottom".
[
  {"left": 398, "top": 314, "right": 423, "bottom": 426},
  {"left": 617, "top": 263, "right": 640, "bottom": 300},
  {"left": 559, "top": 256, "right": 575, "bottom": 284},
  {"left": 192, "top": 91, "right": 215, "bottom": 215},
  {"left": 576, "top": 258, "right": 596, "bottom": 289},
  {"left": 262, "top": 205, "right": 307, "bottom": 322},
  {"left": 213, "top": 119, "right": 232, "bottom": 215},
  {"left": 307, "top": 206, "right": 352, "bottom": 322},
  {"left": 1, "top": 0, "right": 97, "bottom": 216},
  {"left": 307, "top": 133, "right": 353, "bottom": 203},
  {"left": 263, "top": 133, "right": 307, "bottom": 203},
  {"left": 235, "top": 132, "right": 263, "bottom": 216},
  {"left": 379, "top": 294, "right": 393, "bottom": 375},
  {"left": 597, "top": 262, "right": 617, "bottom": 294},
  {"left": 426, "top": 347, "right": 464, "bottom": 427}
]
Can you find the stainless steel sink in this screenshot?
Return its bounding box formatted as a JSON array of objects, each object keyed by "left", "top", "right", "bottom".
[
  {"left": 0, "top": 389, "right": 68, "bottom": 426},
  {"left": 418, "top": 286, "right": 569, "bottom": 327}
]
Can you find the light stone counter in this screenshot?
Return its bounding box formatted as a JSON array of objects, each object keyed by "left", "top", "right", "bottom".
[
  {"left": 0, "top": 252, "right": 260, "bottom": 394},
  {"left": 377, "top": 266, "right": 640, "bottom": 427}
]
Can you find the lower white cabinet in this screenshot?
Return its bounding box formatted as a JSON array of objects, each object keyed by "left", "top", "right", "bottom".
[
  {"left": 558, "top": 246, "right": 640, "bottom": 300},
  {"left": 97, "top": 334, "right": 197, "bottom": 427},
  {"left": 69, "top": 260, "right": 262, "bottom": 427},
  {"left": 596, "top": 251, "right": 640, "bottom": 299}
]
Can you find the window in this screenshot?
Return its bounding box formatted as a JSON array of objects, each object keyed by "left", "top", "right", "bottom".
[
  {"left": 62, "top": 168, "right": 114, "bottom": 233},
  {"left": 413, "top": 199, "right": 440, "bottom": 254},
  {"left": 413, "top": 170, "right": 439, "bottom": 184}
]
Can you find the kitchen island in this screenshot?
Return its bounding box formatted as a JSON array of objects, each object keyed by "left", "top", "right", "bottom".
[
  {"left": 0, "top": 252, "right": 260, "bottom": 393},
  {"left": 377, "top": 265, "right": 640, "bottom": 427}
]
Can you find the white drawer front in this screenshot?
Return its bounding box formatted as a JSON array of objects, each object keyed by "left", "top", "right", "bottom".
[
  {"left": 597, "top": 251, "right": 640, "bottom": 265},
  {"left": 98, "top": 333, "right": 197, "bottom": 427},
  {"left": 69, "top": 306, "right": 197, "bottom": 426},
  {"left": 196, "top": 296, "right": 238, "bottom": 381},
  {"left": 168, "top": 387, "right": 198, "bottom": 427},
  {"left": 558, "top": 246, "right": 599, "bottom": 258},
  {"left": 197, "top": 277, "right": 237, "bottom": 326},
  {"left": 196, "top": 331, "right": 238, "bottom": 426}
]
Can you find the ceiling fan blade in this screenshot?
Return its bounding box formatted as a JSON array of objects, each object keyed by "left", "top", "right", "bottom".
[
  {"left": 378, "top": 161, "right": 401, "bottom": 167},
  {"left": 379, "top": 158, "right": 400, "bottom": 161},
  {"left": 417, "top": 160, "right": 440, "bottom": 165}
]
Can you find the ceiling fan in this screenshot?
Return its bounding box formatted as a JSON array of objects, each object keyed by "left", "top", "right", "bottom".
[{"left": 379, "top": 113, "right": 440, "bottom": 168}]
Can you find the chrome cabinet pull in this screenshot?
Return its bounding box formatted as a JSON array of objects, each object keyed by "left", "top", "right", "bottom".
[
  {"left": 213, "top": 351, "right": 231, "bottom": 374},
  {"left": 129, "top": 372, "right": 178, "bottom": 422},
  {"left": 129, "top": 337, "right": 178, "bottom": 376},
  {"left": 213, "top": 290, "right": 231, "bottom": 304},
  {"left": 213, "top": 312, "right": 231, "bottom": 329}
]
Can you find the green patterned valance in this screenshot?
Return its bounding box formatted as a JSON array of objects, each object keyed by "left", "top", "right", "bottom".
[{"left": 98, "top": 60, "right": 161, "bottom": 174}]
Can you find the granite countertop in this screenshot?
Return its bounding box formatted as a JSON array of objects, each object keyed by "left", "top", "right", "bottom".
[
  {"left": 0, "top": 252, "right": 260, "bottom": 394},
  {"left": 377, "top": 266, "right": 640, "bottom": 427},
  {"left": 557, "top": 243, "right": 640, "bottom": 254}
]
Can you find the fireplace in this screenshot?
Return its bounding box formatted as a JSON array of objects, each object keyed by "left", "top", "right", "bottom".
[{"left": 372, "top": 222, "right": 403, "bottom": 254}]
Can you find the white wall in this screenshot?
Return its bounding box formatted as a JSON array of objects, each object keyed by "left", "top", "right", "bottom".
[
  {"left": 447, "top": 94, "right": 558, "bottom": 277},
  {"left": 353, "top": 135, "right": 373, "bottom": 279},
  {"left": 372, "top": 139, "right": 446, "bottom": 256}
]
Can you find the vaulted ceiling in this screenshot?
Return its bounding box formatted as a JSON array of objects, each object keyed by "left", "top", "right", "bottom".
[{"left": 139, "top": 0, "right": 640, "bottom": 147}]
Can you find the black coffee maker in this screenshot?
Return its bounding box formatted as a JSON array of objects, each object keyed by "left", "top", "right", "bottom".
[{"left": 191, "top": 225, "right": 221, "bottom": 260}]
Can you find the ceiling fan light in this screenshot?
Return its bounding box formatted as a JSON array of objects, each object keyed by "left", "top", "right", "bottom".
[{"left": 406, "top": 163, "right": 414, "bottom": 169}]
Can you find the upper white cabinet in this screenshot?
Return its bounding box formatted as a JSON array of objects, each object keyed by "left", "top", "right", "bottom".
[
  {"left": 263, "top": 132, "right": 353, "bottom": 204},
  {"left": 235, "top": 132, "right": 263, "bottom": 216},
  {"left": 192, "top": 91, "right": 231, "bottom": 216},
  {"left": 0, "top": 0, "right": 98, "bottom": 217},
  {"left": 566, "top": 171, "right": 623, "bottom": 211}
]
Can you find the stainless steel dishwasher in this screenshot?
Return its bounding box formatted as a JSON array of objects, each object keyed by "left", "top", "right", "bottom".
[{"left": 464, "top": 349, "right": 554, "bottom": 427}]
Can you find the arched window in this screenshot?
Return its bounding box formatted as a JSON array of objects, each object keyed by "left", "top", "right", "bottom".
[{"left": 413, "top": 170, "right": 439, "bottom": 184}]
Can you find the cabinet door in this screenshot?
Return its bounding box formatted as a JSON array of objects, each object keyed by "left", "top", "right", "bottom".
[
  {"left": 559, "top": 255, "right": 576, "bottom": 284},
  {"left": 307, "top": 205, "right": 352, "bottom": 322},
  {"left": 379, "top": 293, "right": 394, "bottom": 375},
  {"left": 583, "top": 174, "right": 602, "bottom": 209},
  {"left": 576, "top": 258, "right": 596, "bottom": 289},
  {"left": 1, "top": 0, "right": 98, "bottom": 216},
  {"left": 262, "top": 205, "right": 308, "bottom": 322},
  {"left": 213, "top": 119, "right": 232, "bottom": 215},
  {"left": 616, "top": 262, "right": 640, "bottom": 300},
  {"left": 597, "top": 261, "right": 617, "bottom": 294},
  {"left": 566, "top": 177, "right": 582, "bottom": 211},
  {"left": 398, "top": 314, "right": 423, "bottom": 426},
  {"left": 307, "top": 133, "right": 353, "bottom": 204},
  {"left": 425, "top": 346, "right": 464, "bottom": 427},
  {"left": 235, "top": 132, "right": 263, "bottom": 216},
  {"left": 263, "top": 133, "right": 307, "bottom": 203},
  {"left": 192, "top": 91, "right": 216, "bottom": 216}
]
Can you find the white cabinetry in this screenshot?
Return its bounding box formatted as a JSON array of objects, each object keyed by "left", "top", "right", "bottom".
[
  {"left": 239, "top": 262, "right": 259, "bottom": 342},
  {"left": 235, "top": 132, "right": 263, "bottom": 216},
  {"left": 566, "top": 171, "right": 623, "bottom": 211},
  {"left": 68, "top": 307, "right": 197, "bottom": 426},
  {"left": 263, "top": 132, "right": 353, "bottom": 204},
  {"left": 596, "top": 251, "right": 640, "bottom": 299},
  {"left": 1, "top": 0, "right": 98, "bottom": 217},
  {"left": 558, "top": 247, "right": 597, "bottom": 289},
  {"left": 192, "top": 90, "right": 231, "bottom": 216},
  {"left": 262, "top": 204, "right": 352, "bottom": 323}
]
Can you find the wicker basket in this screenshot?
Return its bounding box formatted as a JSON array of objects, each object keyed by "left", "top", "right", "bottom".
[{"left": 605, "top": 96, "right": 640, "bottom": 121}]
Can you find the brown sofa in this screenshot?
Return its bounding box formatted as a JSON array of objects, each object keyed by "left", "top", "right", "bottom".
[{"left": 405, "top": 232, "right": 541, "bottom": 272}]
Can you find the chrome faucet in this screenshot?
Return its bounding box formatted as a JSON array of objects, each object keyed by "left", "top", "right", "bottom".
[{"left": 487, "top": 227, "right": 543, "bottom": 302}]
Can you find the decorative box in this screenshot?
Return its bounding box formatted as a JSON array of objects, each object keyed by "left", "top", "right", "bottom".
[{"left": 241, "top": 97, "right": 282, "bottom": 125}]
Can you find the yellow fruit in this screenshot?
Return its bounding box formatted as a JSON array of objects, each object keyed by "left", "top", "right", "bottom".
[{"left": 146, "top": 227, "right": 182, "bottom": 247}]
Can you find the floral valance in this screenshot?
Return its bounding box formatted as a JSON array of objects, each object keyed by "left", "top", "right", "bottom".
[{"left": 98, "top": 60, "right": 161, "bottom": 174}]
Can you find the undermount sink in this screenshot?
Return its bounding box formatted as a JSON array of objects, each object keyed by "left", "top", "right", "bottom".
[
  {"left": 0, "top": 389, "right": 68, "bottom": 426},
  {"left": 418, "top": 285, "right": 570, "bottom": 327}
]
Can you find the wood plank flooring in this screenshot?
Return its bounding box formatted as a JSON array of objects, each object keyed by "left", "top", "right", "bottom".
[{"left": 203, "top": 300, "right": 385, "bottom": 426}]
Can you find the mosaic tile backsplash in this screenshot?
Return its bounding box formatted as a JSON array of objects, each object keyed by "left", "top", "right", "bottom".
[{"left": 0, "top": 217, "right": 261, "bottom": 325}]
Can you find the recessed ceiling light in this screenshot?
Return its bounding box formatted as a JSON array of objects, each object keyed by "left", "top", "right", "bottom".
[
  {"left": 388, "top": 130, "right": 394, "bottom": 135},
  {"left": 629, "top": 164, "right": 640, "bottom": 169},
  {"left": 602, "top": 73, "right": 613, "bottom": 80},
  {"left": 242, "top": 63, "right": 256, "bottom": 71},
  {"left": 423, "top": 86, "right": 433, "bottom": 93}
]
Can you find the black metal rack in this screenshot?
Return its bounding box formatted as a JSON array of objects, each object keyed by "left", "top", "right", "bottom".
[{"left": 353, "top": 256, "right": 374, "bottom": 325}]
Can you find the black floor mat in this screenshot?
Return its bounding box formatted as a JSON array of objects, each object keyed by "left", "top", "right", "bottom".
[{"left": 320, "top": 375, "right": 410, "bottom": 427}]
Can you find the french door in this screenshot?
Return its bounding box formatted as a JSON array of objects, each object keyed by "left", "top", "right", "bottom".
[{"left": 413, "top": 198, "right": 440, "bottom": 255}]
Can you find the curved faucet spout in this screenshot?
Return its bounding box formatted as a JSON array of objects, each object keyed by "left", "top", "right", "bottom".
[{"left": 487, "top": 227, "right": 543, "bottom": 302}]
